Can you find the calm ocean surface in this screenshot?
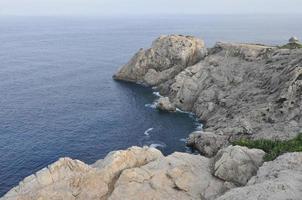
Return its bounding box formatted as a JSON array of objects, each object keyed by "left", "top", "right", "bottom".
[{"left": 0, "top": 15, "right": 302, "bottom": 196}]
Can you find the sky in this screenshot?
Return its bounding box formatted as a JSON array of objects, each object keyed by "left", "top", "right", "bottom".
[{"left": 0, "top": 0, "right": 302, "bottom": 16}]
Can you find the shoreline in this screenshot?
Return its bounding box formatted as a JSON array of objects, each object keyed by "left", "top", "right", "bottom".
[{"left": 2, "top": 34, "right": 302, "bottom": 199}]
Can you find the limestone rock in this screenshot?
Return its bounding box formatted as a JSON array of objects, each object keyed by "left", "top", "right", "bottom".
[
  {"left": 109, "top": 152, "right": 228, "bottom": 200},
  {"left": 216, "top": 152, "right": 302, "bottom": 200},
  {"left": 212, "top": 145, "right": 265, "bottom": 186},
  {"left": 113, "top": 34, "right": 207, "bottom": 86},
  {"left": 162, "top": 41, "right": 302, "bottom": 140},
  {"left": 186, "top": 131, "right": 229, "bottom": 157},
  {"left": 156, "top": 97, "right": 176, "bottom": 112},
  {"left": 1, "top": 147, "right": 229, "bottom": 200},
  {"left": 1, "top": 146, "right": 163, "bottom": 200}
]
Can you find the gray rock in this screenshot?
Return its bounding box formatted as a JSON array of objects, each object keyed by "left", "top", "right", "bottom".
[
  {"left": 186, "top": 131, "right": 229, "bottom": 157},
  {"left": 113, "top": 34, "right": 207, "bottom": 86},
  {"left": 156, "top": 97, "right": 176, "bottom": 112},
  {"left": 212, "top": 145, "right": 265, "bottom": 186},
  {"left": 216, "top": 152, "right": 302, "bottom": 200}
]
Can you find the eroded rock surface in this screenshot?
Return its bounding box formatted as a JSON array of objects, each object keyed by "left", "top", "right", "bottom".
[
  {"left": 216, "top": 152, "right": 302, "bottom": 200},
  {"left": 109, "top": 152, "right": 228, "bottom": 200}
]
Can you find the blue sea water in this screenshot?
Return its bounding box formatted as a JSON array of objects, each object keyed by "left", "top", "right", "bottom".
[{"left": 0, "top": 15, "right": 302, "bottom": 196}]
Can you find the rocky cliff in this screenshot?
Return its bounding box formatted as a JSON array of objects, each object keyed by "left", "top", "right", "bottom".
[{"left": 114, "top": 35, "right": 302, "bottom": 142}]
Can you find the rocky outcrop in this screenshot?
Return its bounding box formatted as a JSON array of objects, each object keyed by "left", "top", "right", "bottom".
[
  {"left": 1, "top": 147, "right": 162, "bottom": 200},
  {"left": 216, "top": 152, "right": 302, "bottom": 200},
  {"left": 2, "top": 147, "right": 301, "bottom": 200},
  {"left": 1, "top": 147, "right": 230, "bottom": 200},
  {"left": 115, "top": 35, "right": 302, "bottom": 142},
  {"left": 212, "top": 145, "right": 265, "bottom": 186},
  {"left": 113, "top": 35, "right": 207, "bottom": 86},
  {"left": 156, "top": 97, "right": 176, "bottom": 112},
  {"left": 186, "top": 131, "right": 229, "bottom": 157}
]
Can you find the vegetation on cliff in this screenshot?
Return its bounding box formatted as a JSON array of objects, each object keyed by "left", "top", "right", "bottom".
[
  {"left": 233, "top": 133, "right": 302, "bottom": 161},
  {"left": 279, "top": 43, "right": 302, "bottom": 49}
]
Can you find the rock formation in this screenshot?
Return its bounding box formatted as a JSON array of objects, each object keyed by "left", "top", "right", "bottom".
[
  {"left": 114, "top": 35, "right": 302, "bottom": 142},
  {"left": 0, "top": 147, "right": 228, "bottom": 200},
  {"left": 2, "top": 146, "right": 300, "bottom": 200},
  {"left": 113, "top": 35, "right": 207, "bottom": 86}
]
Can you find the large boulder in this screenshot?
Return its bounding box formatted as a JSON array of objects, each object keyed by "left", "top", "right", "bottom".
[
  {"left": 109, "top": 152, "right": 228, "bottom": 200},
  {"left": 113, "top": 35, "right": 207, "bottom": 86},
  {"left": 156, "top": 96, "right": 176, "bottom": 112},
  {"left": 186, "top": 131, "right": 229, "bottom": 157},
  {"left": 212, "top": 145, "right": 265, "bottom": 186},
  {"left": 216, "top": 152, "right": 302, "bottom": 200}
]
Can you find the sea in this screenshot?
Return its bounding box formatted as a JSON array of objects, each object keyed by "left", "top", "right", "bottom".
[{"left": 0, "top": 15, "right": 301, "bottom": 196}]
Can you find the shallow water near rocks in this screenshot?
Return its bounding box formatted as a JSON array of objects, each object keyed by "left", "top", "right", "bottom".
[{"left": 1, "top": 15, "right": 302, "bottom": 196}]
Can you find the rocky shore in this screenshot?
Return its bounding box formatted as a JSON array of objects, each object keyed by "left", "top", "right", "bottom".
[{"left": 2, "top": 35, "right": 302, "bottom": 199}]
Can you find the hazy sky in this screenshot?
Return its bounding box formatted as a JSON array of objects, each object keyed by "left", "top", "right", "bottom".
[{"left": 1, "top": 0, "right": 302, "bottom": 16}]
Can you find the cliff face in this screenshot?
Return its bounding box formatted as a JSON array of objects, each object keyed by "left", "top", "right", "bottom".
[{"left": 114, "top": 35, "right": 302, "bottom": 141}]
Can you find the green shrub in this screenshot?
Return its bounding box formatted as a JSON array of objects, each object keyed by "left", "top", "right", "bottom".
[
  {"left": 279, "top": 43, "right": 302, "bottom": 49},
  {"left": 232, "top": 133, "right": 302, "bottom": 161}
]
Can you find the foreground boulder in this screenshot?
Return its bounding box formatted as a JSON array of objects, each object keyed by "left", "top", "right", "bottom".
[
  {"left": 2, "top": 146, "right": 300, "bottom": 200},
  {"left": 212, "top": 145, "right": 265, "bottom": 186},
  {"left": 217, "top": 152, "right": 302, "bottom": 200},
  {"left": 1, "top": 147, "right": 163, "bottom": 200},
  {"left": 1, "top": 147, "right": 229, "bottom": 200},
  {"left": 113, "top": 35, "right": 207, "bottom": 86},
  {"left": 109, "top": 152, "right": 228, "bottom": 200}
]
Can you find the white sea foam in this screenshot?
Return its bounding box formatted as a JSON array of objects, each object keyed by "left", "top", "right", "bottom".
[
  {"left": 176, "top": 108, "right": 194, "bottom": 115},
  {"left": 150, "top": 143, "right": 166, "bottom": 148},
  {"left": 195, "top": 122, "right": 203, "bottom": 130},
  {"left": 179, "top": 138, "right": 187, "bottom": 142},
  {"left": 145, "top": 103, "right": 156, "bottom": 109},
  {"left": 144, "top": 128, "right": 154, "bottom": 136},
  {"left": 152, "top": 91, "right": 162, "bottom": 97}
]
